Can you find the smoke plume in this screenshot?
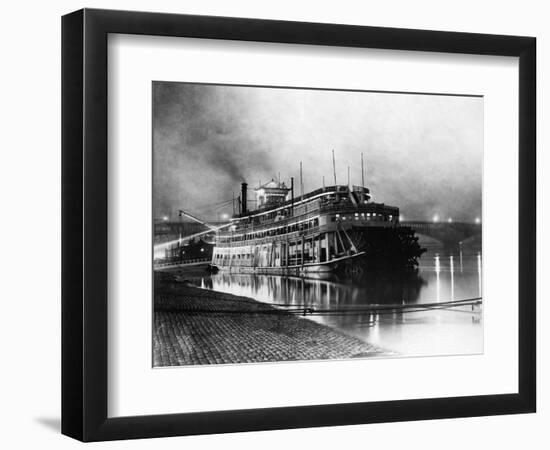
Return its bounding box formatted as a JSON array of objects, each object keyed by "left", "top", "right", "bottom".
[{"left": 153, "top": 82, "right": 483, "bottom": 222}]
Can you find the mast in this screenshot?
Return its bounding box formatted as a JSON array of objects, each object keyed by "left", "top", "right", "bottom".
[
  {"left": 347, "top": 165, "right": 350, "bottom": 188},
  {"left": 300, "top": 161, "right": 304, "bottom": 198},
  {"left": 332, "top": 149, "right": 337, "bottom": 185},
  {"left": 361, "top": 152, "right": 365, "bottom": 187},
  {"left": 290, "top": 177, "right": 295, "bottom": 216}
]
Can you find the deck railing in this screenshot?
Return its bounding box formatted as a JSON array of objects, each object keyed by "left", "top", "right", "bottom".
[{"left": 154, "top": 257, "right": 211, "bottom": 269}]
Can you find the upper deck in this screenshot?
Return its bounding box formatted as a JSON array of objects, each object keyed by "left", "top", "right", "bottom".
[{"left": 218, "top": 184, "right": 399, "bottom": 242}]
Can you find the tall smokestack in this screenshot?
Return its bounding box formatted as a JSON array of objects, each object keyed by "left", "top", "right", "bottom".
[{"left": 241, "top": 182, "right": 248, "bottom": 214}]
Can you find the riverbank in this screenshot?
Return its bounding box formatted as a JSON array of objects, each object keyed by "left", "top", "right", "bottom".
[{"left": 154, "top": 272, "right": 388, "bottom": 366}]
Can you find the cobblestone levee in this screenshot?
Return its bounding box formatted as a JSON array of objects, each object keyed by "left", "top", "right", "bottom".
[{"left": 153, "top": 272, "right": 387, "bottom": 366}]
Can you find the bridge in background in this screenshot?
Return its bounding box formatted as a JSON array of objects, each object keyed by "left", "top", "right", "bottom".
[{"left": 401, "top": 221, "right": 482, "bottom": 247}]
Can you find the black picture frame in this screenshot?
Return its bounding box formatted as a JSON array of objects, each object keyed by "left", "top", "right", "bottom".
[{"left": 61, "top": 8, "right": 536, "bottom": 442}]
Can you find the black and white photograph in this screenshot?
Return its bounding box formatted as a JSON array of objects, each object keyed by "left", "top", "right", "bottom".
[
  {"left": 152, "top": 82, "right": 483, "bottom": 366},
  {"left": 0, "top": 0, "right": 541, "bottom": 447}
]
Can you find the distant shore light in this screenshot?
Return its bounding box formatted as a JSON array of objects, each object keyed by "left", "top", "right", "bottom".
[
  {"left": 448, "top": 218, "right": 453, "bottom": 223},
  {"left": 162, "top": 216, "right": 169, "bottom": 221},
  {"left": 433, "top": 215, "right": 439, "bottom": 223},
  {"left": 475, "top": 217, "right": 481, "bottom": 224}
]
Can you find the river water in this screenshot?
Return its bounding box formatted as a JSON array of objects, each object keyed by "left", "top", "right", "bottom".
[{"left": 194, "top": 244, "right": 483, "bottom": 357}]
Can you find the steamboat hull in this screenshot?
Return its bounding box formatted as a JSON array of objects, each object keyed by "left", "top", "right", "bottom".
[
  {"left": 165, "top": 184, "right": 426, "bottom": 276},
  {"left": 212, "top": 220, "right": 425, "bottom": 277}
]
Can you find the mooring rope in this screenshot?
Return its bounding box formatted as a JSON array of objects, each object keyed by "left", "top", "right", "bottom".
[
  {"left": 274, "top": 297, "right": 482, "bottom": 317},
  {"left": 270, "top": 297, "right": 481, "bottom": 310},
  {"left": 159, "top": 296, "right": 482, "bottom": 317}
]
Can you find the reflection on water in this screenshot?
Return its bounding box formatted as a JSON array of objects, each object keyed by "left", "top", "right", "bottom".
[{"left": 194, "top": 246, "right": 483, "bottom": 357}]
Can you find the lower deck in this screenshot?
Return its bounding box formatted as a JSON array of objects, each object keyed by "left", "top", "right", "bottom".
[
  {"left": 213, "top": 252, "right": 367, "bottom": 279},
  {"left": 212, "top": 225, "right": 375, "bottom": 274}
]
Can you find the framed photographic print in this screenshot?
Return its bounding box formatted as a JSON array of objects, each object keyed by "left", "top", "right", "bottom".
[{"left": 62, "top": 8, "right": 536, "bottom": 441}]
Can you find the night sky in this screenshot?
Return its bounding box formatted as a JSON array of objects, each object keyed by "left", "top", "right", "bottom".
[{"left": 153, "top": 82, "right": 482, "bottom": 222}]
